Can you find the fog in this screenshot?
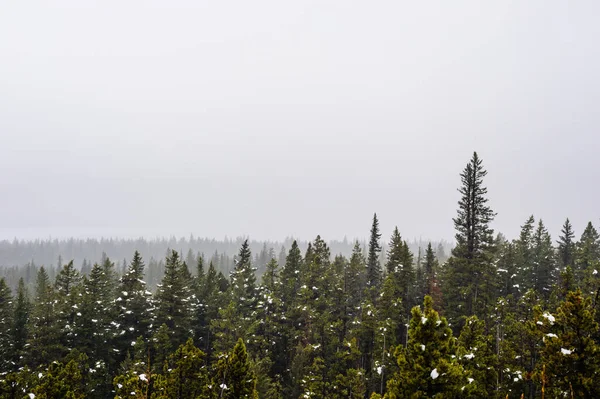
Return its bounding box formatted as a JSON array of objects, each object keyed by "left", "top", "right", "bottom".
[{"left": 1, "top": 1, "right": 599, "bottom": 242}]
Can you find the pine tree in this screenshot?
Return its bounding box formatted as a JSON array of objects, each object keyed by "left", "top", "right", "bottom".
[
  {"left": 155, "top": 250, "right": 193, "bottom": 347},
  {"left": 516, "top": 215, "right": 536, "bottom": 293},
  {"left": 345, "top": 242, "right": 366, "bottom": 323},
  {"left": 54, "top": 260, "right": 82, "bottom": 351},
  {"left": 456, "top": 316, "right": 499, "bottom": 397},
  {"left": 28, "top": 266, "right": 64, "bottom": 367},
  {"left": 540, "top": 290, "right": 600, "bottom": 398},
  {"left": 422, "top": 242, "right": 443, "bottom": 308},
  {"left": 385, "top": 227, "right": 414, "bottom": 320},
  {"left": 12, "top": 277, "right": 30, "bottom": 369},
  {"left": 152, "top": 323, "right": 173, "bottom": 374},
  {"left": 557, "top": 218, "right": 576, "bottom": 270},
  {"left": 531, "top": 220, "right": 556, "bottom": 300},
  {"left": 384, "top": 296, "right": 465, "bottom": 398},
  {"left": 496, "top": 241, "right": 517, "bottom": 300},
  {"left": 31, "top": 357, "right": 86, "bottom": 399},
  {"left": 576, "top": 222, "right": 600, "bottom": 284},
  {"left": 213, "top": 338, "right": 259, "bottom": 399},
  {"left": 212, "top": 240, "right": 260, "bottom": 354},
  {"left": 0, "top": 278, "right": 13, "bottom": 373},
  {"left": 444, "top": 152, "right": 496, "bottom": 324},
  {"left": 366, "top": 213, "right": 383, "bottom": 292},
  {"left": 74, "top": 258, "right": 119, "bottom": 376},
  {"left": 152, "top": 338, "right": 211, "bottom": 399},
  {"left": 115, "top": 251, "right": 153, "bottom": 363}
]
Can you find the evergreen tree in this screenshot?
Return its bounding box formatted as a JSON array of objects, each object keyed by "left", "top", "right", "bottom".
[
  {"left": 280, "top": 240, "right": 303, "bottom": 309},
  {"left": 152, "top": 338, "right": 211, "bottom": 399},
  {"left": 496, "top": 241, "right": 517, "bottom": 300},
  {"left": 515, "top": 215, "right": 536, "bottom": 293},
  {"left": 345, "top": 242, "right": 366, "bottom": 322},
  {"left": 11, "top": 277, "right": 30, "bottom": 369},
  {"left": 531, "top": 220, "right": 556, "bottom": 300},
  {"left": 31, "top": 357, "right": 86, "bottom": 399},
  {"left": 576, "top": 221, "right": 600, "bottom": 284},
  {"left": 456, "top": 316, "right": 499, "bottom": 398},
  {"left": 366, "top": 213, "right": 383, "bottom": 292},
  {"left": 557, "top": 218, "right": 576, "bottom": 270},
  {"left": 423, "top": 242, "right": 444, "bottom": 310},
  {"left": 385, "top": 228, "right": 414, "bottom": 320},
  {"left": 28, "top": 266, "right": 64, "bottom": 367},
  {"left": 0, "top": 278, "right": 13, "bottom": 373},
  {"left": 213, "top": 338, "right": 259, "bottom": 399},
  {"left": 74, "top": 258, "right": 119, "bottom": 378},
  {"left": 54, "top": 260, "right": 82, "bottom": 351},
  {"left": 115, "top": 251, "right": 153, "bottom": 362},
  {"left": 540, "top": 290, "right": 600, "bottom": 398},
  {"left": 212, "top": 240, "right": 260, "bottom": 354},
  {"left": 444, "top": 152, "right": 496, "bottom": 324},
  {"left": 385, "top": 296, "right": 465, "bottom": 398},
  {"left": 155, "top": 250, "right": 193, "bottom": 347}
]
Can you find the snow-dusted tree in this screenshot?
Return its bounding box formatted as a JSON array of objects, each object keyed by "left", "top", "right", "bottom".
[
  {"left": 385, "top": 296, "right": 465, "bottom": 398},
  {"left": 540, "top": 289, "right": 600, "bottom": 398},
  {"left": 27, "top": 267, "right": 64, "bottom": 367},
  {"left": 115, "top": 251, "right": 154, "bottom": 363},
  {"left": 155, "top": 250, "right": 194, "bottom": 347},
  {"left": 0, "top": 278, "right": 13, "bottom": 373},
  {"left": 54, "top": 260, "right": 82, "bottom": 351}
]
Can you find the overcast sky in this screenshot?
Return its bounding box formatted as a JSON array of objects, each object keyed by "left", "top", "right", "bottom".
[{"left": 1, "top": 1, "right": 599, "bottom": 243}]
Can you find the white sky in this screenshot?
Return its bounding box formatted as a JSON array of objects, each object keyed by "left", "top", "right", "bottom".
[{"left": 1, "top": 1, "right": 599, "bottom": 242}]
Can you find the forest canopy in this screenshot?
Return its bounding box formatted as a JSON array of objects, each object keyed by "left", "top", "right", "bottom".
[{"left": 0, "top": 152, "right": 599, "bottom": 398}]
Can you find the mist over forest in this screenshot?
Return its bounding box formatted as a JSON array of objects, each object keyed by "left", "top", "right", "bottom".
[
  {"left": 0, "top": 235, "right": 452, "bottom": 292},
  {"left": 2, "top": 1, "right": 600, "bottom": 398}
]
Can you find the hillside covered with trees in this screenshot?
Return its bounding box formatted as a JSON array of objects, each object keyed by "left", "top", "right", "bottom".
[{"left": 1, "top": 152, "right": 599, "bottom": 398}]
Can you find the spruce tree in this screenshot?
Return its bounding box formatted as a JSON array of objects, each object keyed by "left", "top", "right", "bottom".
[
  {"left": 280, "top": 240, "right": 303, "bottom": 309},
  {"left": 576, "top": 221, "right": 600, "bottom": 284},
  {"left": 445, "top": 152, "right": 496, "bottom": 324},
  {"left": 557, "top": 218, "right": 576, "bottom": 270},
  {"left": 385, "top": 227, "right": 414, "bottom": 320},
  {"left": 456, "top": 316, "right": 499, "bottom": 397},
  {"left": 366, "top": 213, "right": 383, "bottom": 292},
  {"left": 423, "top": 242, "right": 442, "bottom": 307},
  {"left": 345, "top": 241, "right": 366, "bottom": 321},
  {"left": 0, "top": 278, "right": 13, "bottom": 373},
  {"left": 385, "top": 296, "right": 465, "bottom": 398},
  {"left": 115, "top": 251, "right": 153, "bottom": 362},
  {"left": 540, "top": 289, "right": 600, "bottom": 398},
  {"left": 152, "top": 338, "right": 211, "bottom": 398},
  {"left": 213, "top": 338, "right": 259, "bottom": 399},
  {"left": 54, "top": 260, "right": 82, "bottom": 351},
  {"left": 155, "top": 250, "right": 193, "bottom": 347},
  {"left": 212, "top": 240, "right": 260, "bottom": 354},
  {"left": 531, "top": 220, "right": 556, "bottom": 300},
  {"left": 12, "top": 278, "right": 30, "bottom": 369},
  {"left": 28, "top": 266, "right": 64, "bottom": 367},
  {"left": 516, "top": 215, "right": 536, "bottom": 293},
  {"left": 75, "top": 259, "right": 118, "bottom": 374}
]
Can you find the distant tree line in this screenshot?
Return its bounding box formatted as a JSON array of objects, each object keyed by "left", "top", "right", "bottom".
[
  {"left": 0, "top": 237, "right": 450, "bottom": 293},
  {"left": 0, "top": 152, "right": 599, "bottom": 398}
]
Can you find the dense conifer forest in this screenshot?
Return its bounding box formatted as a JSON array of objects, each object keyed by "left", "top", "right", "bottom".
[{"left": 1, "top": 152, "right": 599, "bottom": 398}]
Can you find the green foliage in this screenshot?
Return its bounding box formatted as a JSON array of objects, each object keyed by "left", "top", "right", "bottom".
[
  {"left": 213, "top": 338, "right": 259, "bottom": 399},
  {"left": 540, "top": 290, "right": 600, "bottom": 398},
  {"left": 445, "top": 152, "right": 496, "bottom": 323},
  {"left": 0, "top": 278, "right": 13, "bottom": 373},
  {"left": 385, "top": 296, "right": 465, "bottom": 399},
  {"left": 27, "top": 267, "right": 64, "bottom": 367},
  {"left": 155, "top": 250, "right": 193, "bottom": 347},
  {"left": 152, "top": 338, "right": 211, "bottom": 399},
  {"left": 366, "top": 213, "right": 383, "bottom": 292}
]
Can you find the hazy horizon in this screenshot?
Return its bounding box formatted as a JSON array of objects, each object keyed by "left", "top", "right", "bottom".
[{"left": 2, "top": 1, "right": 599, "bottom": 243}]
